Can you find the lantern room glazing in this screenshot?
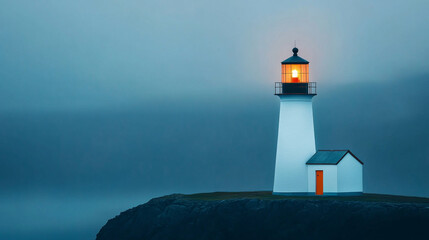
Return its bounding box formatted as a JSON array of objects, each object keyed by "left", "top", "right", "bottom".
[{"left": 281, "top": 47, "right": 309, "bottom": 83}]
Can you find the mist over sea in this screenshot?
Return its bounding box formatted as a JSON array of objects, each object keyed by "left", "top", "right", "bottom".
[
  {"left": 1, "top": 1, "right": 428, "bottom": 239},
  {"left": 1, "top": 75, "right": 428, "bottom": 239}
]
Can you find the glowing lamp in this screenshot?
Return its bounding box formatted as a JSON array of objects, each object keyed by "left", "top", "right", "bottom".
[{"left": 292, "top": 70, "right": 299, "bottom": 82}]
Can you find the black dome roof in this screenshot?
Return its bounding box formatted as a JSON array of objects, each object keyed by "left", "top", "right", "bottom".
[{"left": 281, "top": 48, "right": 309, "bottom": 64}]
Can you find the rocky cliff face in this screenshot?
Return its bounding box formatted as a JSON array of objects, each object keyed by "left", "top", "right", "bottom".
[{"left": 96, "top": 192, "right": 429, "bottom": 240}]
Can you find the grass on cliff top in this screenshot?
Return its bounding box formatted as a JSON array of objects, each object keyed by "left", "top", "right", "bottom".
[{"left": 182, "top": 191, "right": 429, "bottom": 204}]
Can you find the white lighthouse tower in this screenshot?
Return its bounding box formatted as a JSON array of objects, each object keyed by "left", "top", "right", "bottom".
[{"left": 273, "top": 47, "right": 316, "bottom": 194}]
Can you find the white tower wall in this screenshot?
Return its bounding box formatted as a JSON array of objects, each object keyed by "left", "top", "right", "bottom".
[{"left": 273, "top": 95, "right": 316, "bottom": 194}]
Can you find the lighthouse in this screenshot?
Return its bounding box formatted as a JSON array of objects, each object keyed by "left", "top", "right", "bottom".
[
  {"left": 273, "top": 47, "right": 364, "bottom": 195},
  {"left": 273, "top": 47, "right": 316, "bottom": 194}
]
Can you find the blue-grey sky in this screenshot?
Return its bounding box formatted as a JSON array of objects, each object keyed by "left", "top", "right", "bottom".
[{"left": 0, "top": 1, "right": 428, "bottom": 240}]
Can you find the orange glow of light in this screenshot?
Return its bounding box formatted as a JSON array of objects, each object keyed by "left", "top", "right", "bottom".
[{"left": 281, "top": 64, "right": 309, "bottom": 83}]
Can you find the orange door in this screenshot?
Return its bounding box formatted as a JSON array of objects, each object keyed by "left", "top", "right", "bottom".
[{"left": 316, "top": 170, "right": 323, "bottom": 195}]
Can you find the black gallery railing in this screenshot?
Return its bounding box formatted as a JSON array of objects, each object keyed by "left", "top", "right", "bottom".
[{"left": 275, "top": 82, "right": 316, "bottom": 95}]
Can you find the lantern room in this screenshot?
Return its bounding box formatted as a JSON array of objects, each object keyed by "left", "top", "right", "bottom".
[
  {"left": 275, "top": 47, "right": 316, "bottom": 95},
  {"left": 281, "top": 47, "right": 309, "bottom": 83}
]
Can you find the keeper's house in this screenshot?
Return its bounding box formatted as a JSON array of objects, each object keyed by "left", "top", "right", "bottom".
[{"left": 306, "top": 150, "right": 363, "bottom": 195}]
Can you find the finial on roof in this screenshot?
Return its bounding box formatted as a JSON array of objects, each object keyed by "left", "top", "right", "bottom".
[{"left": 292, "top": 47, "right": 298, "bottom": 56}]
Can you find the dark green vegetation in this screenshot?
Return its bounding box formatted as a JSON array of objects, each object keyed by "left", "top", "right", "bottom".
[
  {"left": 97, "top": 192, "right": 429, "bottom": 240},
  {"left": 183, "top": 191, "right": 429, "bottom": 203}
]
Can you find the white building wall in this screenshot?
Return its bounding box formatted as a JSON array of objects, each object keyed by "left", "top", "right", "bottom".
[
  {"left": 273, "top": 95, "right": 316, "bottom": 193},
  {"left": 337, "top": 153, "right": 363, "bottom": 192},
  {"left": 307, "top": 165, "right": 338, "bottom": 193}
]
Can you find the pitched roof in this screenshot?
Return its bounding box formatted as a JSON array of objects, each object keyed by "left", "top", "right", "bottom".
[
  {"left": 281, "top": 55, "right": 309, "bottom": 64},
  {"left": 306, "top": 150, "right": 363, "bottom": 165},
  {"left": 281, "top": 48, "right": 309, "bottom": 64}
]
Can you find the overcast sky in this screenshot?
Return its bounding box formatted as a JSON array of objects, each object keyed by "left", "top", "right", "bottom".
[{"left": 0, "top": 1, "right": 428, "bottom": 240}]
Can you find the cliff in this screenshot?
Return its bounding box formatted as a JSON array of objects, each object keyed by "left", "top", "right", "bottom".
[{"left": 96, "top": 192, "right": 429, "bottom": 240}]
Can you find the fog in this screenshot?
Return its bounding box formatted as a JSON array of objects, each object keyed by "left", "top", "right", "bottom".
[{"left": 0, "top": 0, "right": 428, "bottom": 239}]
